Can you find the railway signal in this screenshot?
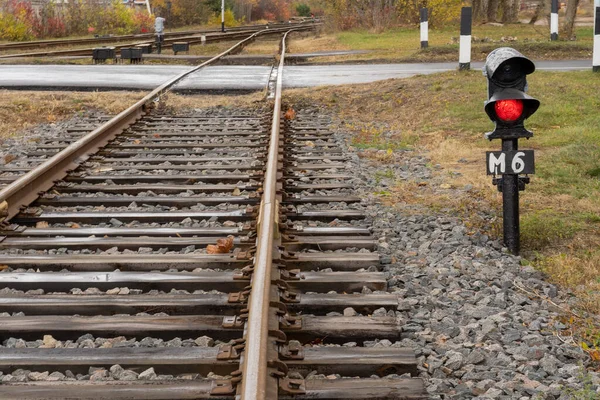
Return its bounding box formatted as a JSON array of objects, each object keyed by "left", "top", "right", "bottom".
[{"left": 483, "top": 47, "right": 540, "bottom": 255}]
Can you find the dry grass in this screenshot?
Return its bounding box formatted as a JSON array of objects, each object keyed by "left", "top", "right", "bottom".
[
  {"left": 288, "top": 32, "right": 350, "bottom": 54},
  {"left": 240, "top": 37, "right": 281, "bottom": 55},
  {"left": 0, "top": 90, "right": 145, "bottom": 139},
  {"left": 284, "top": 23, "right": 595, "bottom": 64},
  {"left": 160, "top": 91, "right": 265, "bottom": 110},
  {"left": 0, "top": 90, "right": 265, "bottom": 140}
]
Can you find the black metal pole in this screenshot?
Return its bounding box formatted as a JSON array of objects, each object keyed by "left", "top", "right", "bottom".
[{"left": 501, "top": 138, "right": 520, "bottom": 254}]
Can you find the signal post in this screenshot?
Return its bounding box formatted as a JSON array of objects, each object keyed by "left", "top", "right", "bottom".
[{"left": 483, "top": 48, "right": 540, "bottom": 255}]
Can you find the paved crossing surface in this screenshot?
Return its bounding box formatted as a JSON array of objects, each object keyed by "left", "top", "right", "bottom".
[{"left": 0, "top": 61, "right": 590, "bottom": 91}]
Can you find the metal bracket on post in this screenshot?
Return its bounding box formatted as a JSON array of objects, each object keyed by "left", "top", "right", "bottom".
[{"left": 492, "top": 176, "right": 530, "bottom": 192}]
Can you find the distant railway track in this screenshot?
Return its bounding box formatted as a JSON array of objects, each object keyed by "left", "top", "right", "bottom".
[
  {"left": 0, "top": 24, "right": 315, "bottom": 59},
  {"left": 0, "top": 26, "right": 425, "bottom": 399},
  {"left": 0, "top": 22, "right": 308, "bottom": 53}
]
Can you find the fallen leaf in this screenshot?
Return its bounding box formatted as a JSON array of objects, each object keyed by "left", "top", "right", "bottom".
[
  {"left": 305, "top": 141, "right": 315, "bottom": 148},
  {"left": 133, "top": 139, "right": 141, "bottom": 144},
  {"left": 232, "top": 187, "right": 241, "bottom": 196},
  {"left": 284, "top": 107, "right": 296, "bottom": 120},
  {"left": 36, "top": 221, "right": 49, "bottom": 228},
  {"left": 440, "top": 183, "right": 452, "bottom": 189},
  {"left": 207, "top": 235, "right": 235, "bottom": 254},
  {"left": 153, "top": 133, "right": 161, "bottom": 138},
  {"left": 206, "top": 244, "right": 220, "bottom": 254},
  {"left": 0, "top": 265, "right": 8, "bottom": 271},
  {"left": 71, "top": 223, "right": 81, "bottom": 229},
  {"left": 4, "top": 154, "right": 16, "bottom": 164}
]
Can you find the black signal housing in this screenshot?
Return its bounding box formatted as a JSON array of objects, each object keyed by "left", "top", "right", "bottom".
[{"left": 483, "top": 48, "right": 539, "bottom": 140}]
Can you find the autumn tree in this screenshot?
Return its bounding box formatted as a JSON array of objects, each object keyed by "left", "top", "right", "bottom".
[
  {"left": 296, "top": 3, "right": 311, "bottom": 16},
  {"left": 562, "top": 0, "right": 580, "bottom": 39}
]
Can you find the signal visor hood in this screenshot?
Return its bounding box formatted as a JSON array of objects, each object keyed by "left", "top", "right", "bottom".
[{"left": 484, "top": 47, "right": 536, "bottom": 80}]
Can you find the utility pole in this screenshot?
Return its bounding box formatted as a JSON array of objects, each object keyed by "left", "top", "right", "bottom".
[{"left": 221, "top": 0, "right": 225, "bottom": 32}]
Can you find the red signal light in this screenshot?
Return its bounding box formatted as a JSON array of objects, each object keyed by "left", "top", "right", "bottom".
[{"left": 494, "top": 99, "right": 524, "bottom": 122}]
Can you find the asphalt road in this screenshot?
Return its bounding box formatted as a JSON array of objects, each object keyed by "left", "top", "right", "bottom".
[{"left": 0, "top": 60, "right": 591, "bottom": 91}]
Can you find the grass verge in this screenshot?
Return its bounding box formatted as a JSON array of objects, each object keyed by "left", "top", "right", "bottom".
[
  {"left": 0, "top": 90, "right": 264, "bottom": 140},
  {"left": 290, "top": 23, "right": 595, "bottom": 63},
  {"left": 285, "top": 69, "right": 600, "bottom": 353}
]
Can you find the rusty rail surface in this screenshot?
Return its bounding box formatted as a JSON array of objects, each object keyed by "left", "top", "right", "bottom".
[
  {"left": 0, "top": 28, "right": 288, "bottom": 221},
  {"left": 238, "top": 29, "right": 292, "bottom": 400}
]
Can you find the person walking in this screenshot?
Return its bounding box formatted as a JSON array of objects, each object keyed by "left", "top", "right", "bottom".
[{"left": 154, "top": 13, "right": 166, "bottom": 54}]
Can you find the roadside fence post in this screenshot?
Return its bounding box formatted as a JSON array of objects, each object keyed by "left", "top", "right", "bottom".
[
  {"left": 594, "top": 6, "right": 600, "bottom": 72},
  {"left": 459, "top": 7, "right": 472, "bottom": 71},
  {"left": 420, "top": 8, "right": 428, "bottom": 49},
  {"left": 551, "top": 0, "right": 559, "bottom": 41}
]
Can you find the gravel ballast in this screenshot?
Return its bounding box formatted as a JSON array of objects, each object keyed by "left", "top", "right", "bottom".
[{"left": 320, "top": 105, "right": 597, "bottom": 399}]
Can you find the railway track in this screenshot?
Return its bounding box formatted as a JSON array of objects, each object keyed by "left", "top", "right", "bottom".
[
  {"left": 0, "top": 23, "right": 316, "bottom": 60},
  {"left": 0, "top": 22, "right": 309, "bottom": 53},
  {"left": 0, "top": 29, "right": 426, "bottom": 399}
]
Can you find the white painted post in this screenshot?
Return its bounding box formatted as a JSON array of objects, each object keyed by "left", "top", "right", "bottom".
[
  {"left": 594, "top": 6, "right": 600, "bottom": 72},
  {"left": 551, "top": 0, "right": 558, "bottom": 41},
  {"left": 221, "top": 0, "right": 225, "bottom": 32},
  {"left": 459, "top": 7, "right": 472, "bottom": 70},
  {"left": 420, "top": 8, "right": 428, "bottom": 49}
]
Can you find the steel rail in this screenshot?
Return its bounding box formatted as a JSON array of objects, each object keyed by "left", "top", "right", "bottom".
[
  {"left": 238, "top": 29, "right": 294, "bottom": 400},
  {"left": 0, "top": 26, "right": 314, "bottom": 59},
  {"left": 0, "top": 30, "right": 256, "bottom": 59},
  {"left": 0, "top": 22, "right": 309, "bottom": 52},
  {"left": 0, "top": 28, "right": 279, "bottom": 221}
]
